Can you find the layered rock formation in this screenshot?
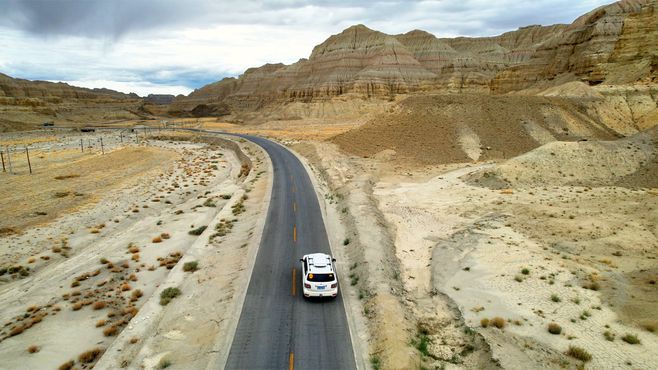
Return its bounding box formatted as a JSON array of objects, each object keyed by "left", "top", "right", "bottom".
[
  {"left": 172, "top": 0, "right": 657, "bottom": 117},
  {"left": 0, "top": 73, "right": 144, "bottom": 131}
]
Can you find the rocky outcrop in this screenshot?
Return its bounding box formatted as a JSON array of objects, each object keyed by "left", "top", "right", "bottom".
[
  {"left": 171, "top": 0, "right": 657, "bottom": 117},
  {"left": 491, "top": 0, "right": 658, "bottom": 93}
]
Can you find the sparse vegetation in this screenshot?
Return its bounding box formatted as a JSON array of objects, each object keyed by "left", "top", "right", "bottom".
[
  {"left": 604, "top": 330, "right": 615, "bottom": 341},
  {"left": 92, "top": 301, "right": 107, "bottom": 310},
  {"left": 152, "top": 236, "right": 163, "bottom": 243},
  {"left": 490, "top": 317, "right": 506, "bottom": 329},
  {"left": 58, "top": 360, "right": 75, "bottom": 370},
  {"left": 566, "top": 345, "right": 592, "bottom": 362},
  {"left": 480, "top": 318, "right": 490, "bottom": 328},
  {"left": 548, "top": 322, "right": 562, "bottom": 335},
  {"left": 103, "top": 325, "right": 118, "bottom": 337},
  {"left": 621, "top": 334, "right": 641, "bottom": 344},
  {"left": 551, "top": 294, "right": 561, "bottom": 303},
  {"left": 343, "top": 238, "right": 350, "bottom": 246},
  {"left": 160, "top": 287, "right": 181, "bottom": 305},
  {"left": 158, "top": 358, "right": 172, "bottom": 369},
  {"left": 27, "top": 345, "right": 39, "bottom": 353},
  {"left": 188, "top": 225, "right": 207, "bottom": 236},
  {"left": 370, "top": 355, "right": 381, "bottom": 370},
  {"left": 521, "top": 268, "right": 530, "bottom": 275},
  {"left": 78, "top": 347, "right": 103, "bottom": 363},
  {"left": 183, "top": 261, "right": 199, "bottom": 272}
]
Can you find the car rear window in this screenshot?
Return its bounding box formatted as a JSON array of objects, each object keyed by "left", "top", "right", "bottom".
[{"left": 307, "top": 273, "right": 335, "bottom": 282}]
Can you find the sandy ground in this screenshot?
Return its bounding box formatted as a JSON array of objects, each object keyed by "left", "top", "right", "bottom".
[
  {"left": 0, "top": 130, "right": 270, "bottom": 369},
  {"left": 294, "top": 135, "right": 658, "bottom": 370}
]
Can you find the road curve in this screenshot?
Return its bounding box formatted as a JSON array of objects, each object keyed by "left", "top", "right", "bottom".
[{"left": 217, "top": 134, "right": 356, "bottom": 369}]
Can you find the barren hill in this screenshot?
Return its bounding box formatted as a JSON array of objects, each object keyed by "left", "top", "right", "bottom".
[
  {"left": 172, "top": 0, "right": 658, "bottom": 118},
  {"left": 0, "top": 73, "right": 145, "bottom": 131}
]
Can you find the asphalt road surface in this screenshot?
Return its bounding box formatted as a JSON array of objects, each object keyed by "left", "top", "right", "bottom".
[{"left": 222, "top": 134, "right": 356, "bottom": 370}]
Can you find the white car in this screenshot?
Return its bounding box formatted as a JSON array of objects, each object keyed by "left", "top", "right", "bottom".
[{"left": 300, "top": 253, "right": 338, "bottom": 298}]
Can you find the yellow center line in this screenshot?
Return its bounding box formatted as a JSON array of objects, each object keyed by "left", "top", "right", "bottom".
[
  {"left": 292, "top": 268, "right": 296, "bottom": 296},
  {"left": 289, "top": 352, "right": 294, "bottom": 370},
  {"left": 293, "top": 225, "right": 297, "bottom": 242}
]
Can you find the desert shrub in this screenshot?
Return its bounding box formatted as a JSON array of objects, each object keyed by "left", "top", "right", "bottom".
[
  {"left": 10, "top": 325, "right": 25, "bottom": 336},
  {"left": 128, "top": 245, "right": 139, "bottom": 254},
  {"left": 621, "top": 334, "right": 641, "bottom": 344},
  {"left": 521, "top": 268, "right": 530, "bottom": 275},
  {"left": 121, "top": 283, "right": 131, "bottom": 291},
  {"left": 152, "top": 236, "right": 162, "bottom": 243},
  {"left": 566, "top": 345, "right": 592, "bottom": 362},
  {"left": 370, "top": 355, "right": 381, "bottom": 370},
  {"left": 95, "top": 320, "right": 106, "bottom": 327},
  {"left": 58, "top": 360, "right": 75, "bottom": 370},
  {"left": 480, "top": 318, "right": 490, "bottom": 328},
  {"left": 551, "top": 294, "right": 561, "bottom": 303},
  {"left": 343, "top": 238, "right": 350, "bottom": 246},
  {"left": 183, "top": 261, "right": 199, "bottom": 272},
  {"left": 490, "top": 317, "right": 506, "bottom": 329},
  {"left": 72, "top": 302, "right": 83, "bottom": 311},
  {"left": 641, "top": 322, "right": 656, "bottom": 333},
  {"left": 27, "top": 345, "right": 39, "bottom": 353},
  {"left": 92, "top": 301, "right": 106, "bottom": 310},
  {"left": 78, "top": 347, "right": 103, "bottom": 363},
  {"left": 548, "top": 323, "right": 562, "bottom": 335},
  {"left": 583, "top": 282, "right": 600, "bottom": 291},
  {"left": 413, "top": 333, "right": 431, "bottom": 357},
  {"left": 103, "top": 325, "right": 118, "bottom": 337},
  {"left": 100, "top": 257, "right": 109, "bottom": 264},
  {"left": 132, "top": 289, "right": 143, "bottom": 299},
  {"left": 188, "top": 225, "right": 207, "bottom": 236},
  {"left": 160, "top": 287, "right": 181, "bottom": 305},
  {"left": 160, "top": 233, "right": 171, "bottom": 239},
  {"left": 604, "top": 331, "right": 615, "bottom": 341}
]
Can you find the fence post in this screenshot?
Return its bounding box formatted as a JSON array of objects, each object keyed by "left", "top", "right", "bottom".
[
  {"left": 25, "top": 146, "right": 32, "bottom": 174},
  {"left": 6, "top": 146, "right": 12, "bottom": 174},
  {"left": 81, "top": 138, "right": 84, "bottom": 153},
  {"left": 100, "top": 137, "right": 104, "bottom": 154},
  {"left": 120, "top": 132, "right": 123, "bottom": 143},
  {"left": 1, "top": 151, "right": 5, "bottom": 172}
]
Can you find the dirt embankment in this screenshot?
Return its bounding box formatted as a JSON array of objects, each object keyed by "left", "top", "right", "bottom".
[{"left": 331, "top": 94, "right": 628, "bottom": 166}]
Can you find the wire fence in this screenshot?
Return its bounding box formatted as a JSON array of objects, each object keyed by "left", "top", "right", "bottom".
[{"left": 0, "top": 127, "right": 171, "bottom": 176}]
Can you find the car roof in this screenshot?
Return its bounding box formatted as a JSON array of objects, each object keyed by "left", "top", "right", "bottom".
[{"left": 303, "top": 253, "right": 334, "bottom": 274}]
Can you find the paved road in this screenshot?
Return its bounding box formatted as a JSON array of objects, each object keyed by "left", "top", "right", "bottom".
[{"left": 220, "top": 135, "right": 356, "bottom": 369}]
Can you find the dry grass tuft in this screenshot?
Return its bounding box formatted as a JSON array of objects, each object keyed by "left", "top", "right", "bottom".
[
  {"left": 566, "top": 345, "right": 592, "bottom": 362},
  {"left": 128, "top": 245, "right": 140, "bottom": 254},
  {"left": 120, "top": 283, "right": 131, "bottom": 291},
  {"left": 58, "top": 360, "right": 75, "bottom": 370},
  {"left": 129, "top": 337, "right": 139, "bottom": 344},
  {"left": 92, "top": 301, "right": 107, "bottom": 310},
  {"left": 95, "top": 319, "right": 106, "bottom": 327},
  {"left": 10, "top": 325, "right": 25, "bottom": 337},
  {"left": 78, "top": 347, "right": 103, "bottom": 363},
  {"left": 54, "top": 174, "right": 80, "bottom": 180},
  {"left": 490, "top": 317, "right": 506, "bottom": 329},
  {"left": 160, "top": 233, "right": 171, "bottom": 239},
  {"left": 27, "top": 345, "right": 40, "bottom": 353},
  {"left": 71, "top": 302, "right": 83, "bottom": 311},
  {"left": 103, "top": 325, "right": 118, "bottom": 337},
  {"left": 480, "top": 318, "right": 489, "bottom": 328},
  {"left": 152, "top": 236, "right": 162, "bottom": 243}
]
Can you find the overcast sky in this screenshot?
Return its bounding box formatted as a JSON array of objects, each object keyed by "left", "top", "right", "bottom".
[{"left": 0, "top": 0, "right": 614, "bottom": 96}]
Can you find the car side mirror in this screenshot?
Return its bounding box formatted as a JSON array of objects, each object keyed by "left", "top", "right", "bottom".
[
  {"left": 332, "top": 258, "right": 336, "bottom": 262},
  {"left": 299, "top": 259, "right": 304, "bottom": 262}
]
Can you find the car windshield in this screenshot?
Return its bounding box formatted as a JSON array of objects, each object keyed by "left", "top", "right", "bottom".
[{"left": 307, "top": 273, "right": 335, "bottom": 282}]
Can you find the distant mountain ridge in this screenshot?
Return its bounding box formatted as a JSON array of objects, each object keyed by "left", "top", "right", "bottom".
[
  {"left": 0, "top": 73, "right": 138, "bottom": 100},
  {"left": 170, "top": 0, "right": 657, "bottom": 117}
]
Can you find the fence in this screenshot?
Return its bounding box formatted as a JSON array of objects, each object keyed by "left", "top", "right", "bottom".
[{"left": 0, "top": 128, "right": 165, "bottom": 176}]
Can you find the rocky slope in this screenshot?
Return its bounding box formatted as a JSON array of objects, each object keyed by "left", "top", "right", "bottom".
[{"left": 172, "top": 0, "right": 658, "bottom": 118}]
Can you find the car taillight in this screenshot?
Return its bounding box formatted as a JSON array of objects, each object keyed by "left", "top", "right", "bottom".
[
  {"left": 331, "top": 283, "right": 337, "bottom": 288},
  {"left": 304, "top": 283, "right": 311, "bottom": 289}
]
